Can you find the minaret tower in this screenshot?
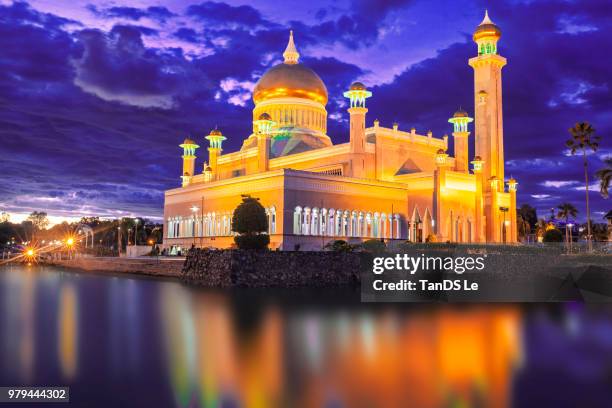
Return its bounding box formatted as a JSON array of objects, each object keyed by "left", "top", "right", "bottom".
[
  {"left": 179, "top": 138, "right": 199, "bottom": 187},
  {"left": 253, "top": 112, "right": 276, "bottom": 172},
  {"left": 205, "top": 128, "right": 226, "bottom": 180},
  {"left": 448, "top": 108, "right": 473, "bottom": 173},
  {"left": 469, "top": 10, "right": 506, "bottom": 187},
  {"left": 343, "top": 81, "right": 372, "bottom": 178}
]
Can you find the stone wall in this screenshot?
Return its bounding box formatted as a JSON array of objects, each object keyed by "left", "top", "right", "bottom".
[{"left": 182, "top": 249, "right": 361, "bottom": 288}]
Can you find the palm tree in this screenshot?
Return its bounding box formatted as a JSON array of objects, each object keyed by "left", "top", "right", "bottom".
[
  {"left": 595, "top": 156, "right": 612, "bottom": 199},
  {"left": 557, "top": 202, "right": 578, "bottom": 245},
  {"left": 566, "top": 122, "right": 600, "bottom": 250}
]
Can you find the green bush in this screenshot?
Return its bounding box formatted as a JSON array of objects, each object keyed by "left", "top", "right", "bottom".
[
  {"left": 234, "top": 234, "right": 270, "bottom": 250},
  {"left": 361, "top": 239, "right": 386, "bottom": 254},
  {"left": 324, "top": 239, "right": 353, "bottom": 252},
  {"left": 232, "top": 195, "right": 269, "bottom": 250},
  {"left": 543, "top": 228, "right": 563, "bottom": 243}
]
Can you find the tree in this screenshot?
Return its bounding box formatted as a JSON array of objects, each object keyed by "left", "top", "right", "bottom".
[
  {"left": 566, "top": 122, "right": 600, "bottom": 250},
  {"left": 557, "top": 202, "right": 578, "bottom": 245},
  {"left": 232, "top": 195, "right": 269, "bottom": 250},
  {"left": 517, "top": 215, "right": 531, "bottom": 241},
  {"left": 27, "top": 211, "right": 49, "bottom": 231},
  {"left": 595, "top": 156, "right": 612, "bottom": 199},
  {"left": 517, "top": 204, "right": 537, "bottom": 231}
]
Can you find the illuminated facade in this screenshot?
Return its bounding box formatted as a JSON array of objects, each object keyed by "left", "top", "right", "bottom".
[{"left": 163, "top": 13, "right": 518, "bottom": 251}]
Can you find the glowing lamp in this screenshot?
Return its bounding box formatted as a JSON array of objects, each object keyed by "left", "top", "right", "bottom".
[
  {"left": 66, "top": 237, "right": 74, "bottom": 246},
  {"left": 26, "top": 248, "right": 35, "bottom": 257}
]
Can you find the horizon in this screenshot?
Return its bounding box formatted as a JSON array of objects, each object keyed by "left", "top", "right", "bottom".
[{"left": 0, "top": 0, "right": 610, "bottom": 225}]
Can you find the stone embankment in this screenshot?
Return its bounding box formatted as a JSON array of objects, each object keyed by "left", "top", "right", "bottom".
[{"left": 182, "top": 249, "right": 362, "bottom": 288}]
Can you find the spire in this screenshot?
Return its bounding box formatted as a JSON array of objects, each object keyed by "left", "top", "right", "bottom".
[
  {"left": 283, "top": 30, "right": 300, "bottom": 64},
  {"left": 480, "top": 9, "right": 494, "bottom": 25}
]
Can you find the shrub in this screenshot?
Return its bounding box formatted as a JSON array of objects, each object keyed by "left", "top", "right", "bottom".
[
  {"left": 543, "top": 228, "right": 563, "bottom": 243},
  {"left": 234, "top": 234, "right": 270, "bottom": 250},
  {"left": 324, "top": 239, "right": 353, "bottom": 252},
  {"left": 232, "top": 195, "right": 269, "bottom": 250},
  {"left": 425, "top": 234, "right": 437, "bottom": 243},
  {"left": 361, "top": 239, "right": 386, "bottom": 254}
]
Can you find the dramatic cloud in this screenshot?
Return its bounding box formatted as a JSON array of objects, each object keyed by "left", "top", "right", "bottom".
[{"left": 0, "top": 0, "right": 610, "bottom": 224}]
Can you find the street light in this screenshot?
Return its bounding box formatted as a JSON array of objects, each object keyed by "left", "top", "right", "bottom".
[{"left": 134, "top": 218, "right": 140, "bottom": 246}]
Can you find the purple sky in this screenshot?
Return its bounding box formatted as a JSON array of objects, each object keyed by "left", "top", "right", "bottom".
[{"left": 0, "top": 0, "right": 610, "bottom": 224}]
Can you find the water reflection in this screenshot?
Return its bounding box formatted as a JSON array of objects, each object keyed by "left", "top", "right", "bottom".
[{"left": 0, "top": 265, "right": 611, "bottom": 407}]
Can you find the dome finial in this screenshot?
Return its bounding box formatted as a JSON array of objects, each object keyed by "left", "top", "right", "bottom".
[
  {"left": 480, "top": 9, "right": 494, "bottom": 25},
  {"left": 283, "top": 30, "right": 300, "bottom": 64}
]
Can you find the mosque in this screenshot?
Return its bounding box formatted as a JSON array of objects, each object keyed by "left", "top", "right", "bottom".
[{"left": 163, "top": 11, "right": 518, "bottom": 251}]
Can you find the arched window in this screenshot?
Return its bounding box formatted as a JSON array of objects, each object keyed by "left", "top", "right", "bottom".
[
  {"left": 373, "top": 212, "right": 380, "bottom": 238},
  {"left": 394, "top": 214, "right": 401, "bottom": 239},
  {"left": 335, "top": 210, "right": 342, "bottom": 236},
  {"left": 381, "top": 213, "right": 387, "bottom": 239},
  {"left": 303, "top": 207, "right": 311, "bottom": 235},
  {"left": 293, "top": 206, "right": 302, "bottom": 235},
  {"left": 312, "top": 208, "right": 319, "bottom": 236},
  {"left": 351, "top": 211, "right": 357, "bottom": 237},
  {"left": 269, "top": 206, "right": 276, "bottom": 234},
  {"left": 328, "top": 209, "right": 335, "bottom": 236},
  {"left": 342, "top": 210, "right": 349, "bottom": 236},
  {"left": 320, "top": 208, "right": 327, "bottom": 236},
  {"left": 366, "top": 213, "right": 372, "bottom": 237}
]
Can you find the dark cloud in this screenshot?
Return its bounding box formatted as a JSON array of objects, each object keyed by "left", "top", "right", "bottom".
[
  {"left": 186, "top": 1, "right": 272, "bottom": 28},
  {"left": 88, "top": 5, "right": 176, "bottom": 23},
  {"left": 0, "top": 0, "right": 610, "bottom": 223}
]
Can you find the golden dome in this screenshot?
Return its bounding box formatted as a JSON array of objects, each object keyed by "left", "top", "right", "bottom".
[
  {"left": 182, "top": 137, "right": 196, "bottom": 145},
  {"left": 436, "top": 148, "right": 446, "bottom": 154},
  {"left": 253, "top": 63, "right": 328, "bottom": 105},
  {"left": 253, "top": 31, "right": 328, "bottom": 105},
  {"left": 473, "top": 10, "right": 501, "bottom": 41},
  {"left": 209, "top": 128, "right": 222, "bottom": 136},
  {"left": 473, "top": 155, "right": 482, "bottom": 161}
]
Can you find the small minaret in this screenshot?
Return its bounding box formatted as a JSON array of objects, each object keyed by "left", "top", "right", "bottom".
[
  {"left": 343, "top": 81, "right": 372, "bottom": 178},
  {"left": 203, "top": 161, "right": 213, "bottom": 182},
  {"left": 433, "top": 148, "right": 450, "bottom": 239},
  {"left": 253, "top": 112, "right": 276, "bottom": 172},
  {"left": 471, "top": 156, "right": 485, "bottom": 242},
  {"left": 205, "top": 128, "right": 226, "bottom": 180},
  {"left": 448, "top": 108, "right": 474, "bottom": 173},
  {"left": 179, "top": 138, "right": 199, "bottom": 187}
]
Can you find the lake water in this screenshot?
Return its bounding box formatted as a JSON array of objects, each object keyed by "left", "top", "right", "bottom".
[{"left": 1, "top": 265, "right": 611, "bottom": 407}]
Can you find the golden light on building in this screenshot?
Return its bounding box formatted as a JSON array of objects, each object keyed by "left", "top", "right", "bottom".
[{"left": 163, "top": 10, "right": 518, "bottom": 251}]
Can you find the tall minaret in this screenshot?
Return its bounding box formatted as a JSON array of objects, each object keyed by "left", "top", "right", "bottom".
[
  {"left": 205, "top": 128, "right": 226, "bottom": 180},
  {"left": 179, "top": 138, "right": 199, "bottom": 187},
  {"left": 253, "top": 112, "right": 276, "bottom": 172},
  {"left": 343, "top": 81, "right": 372, "bottom": 178},
  {"left": 469, "top": 10, "right": 506, "bottom": 188}
]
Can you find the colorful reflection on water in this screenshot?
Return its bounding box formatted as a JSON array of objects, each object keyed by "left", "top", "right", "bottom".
[{"left": 0, "top": 265, "right": 611, "bottom": 407}]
